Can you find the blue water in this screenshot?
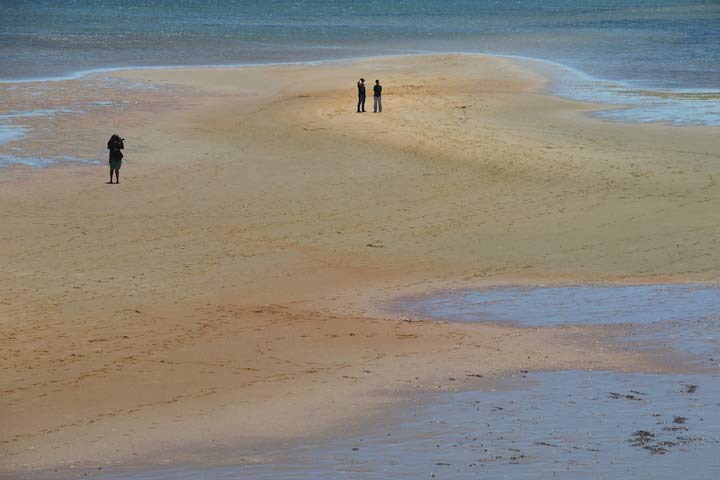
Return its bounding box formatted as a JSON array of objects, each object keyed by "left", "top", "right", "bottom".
[
  {"left": 1, "top": 0, "right": 719, "bottom": 125},
  {"left": 397, "top": 284, "right": 720, "bottom": 327},
  {"left": 0, "top": 124, "right": 27, "bottom": 145},
  {"left": 398, "top": 284, "right": 720, "bottom": 368}
]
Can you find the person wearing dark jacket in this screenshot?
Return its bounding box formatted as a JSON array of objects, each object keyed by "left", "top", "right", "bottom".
[
  {"left": 373, "top": 79, "right": 382, "bottom": 113},
  {"left": 357, "top": 78, "right": 366, "bottom": 112},
  {"left": 107, "top": 134, "right": 124, "bottom": 184}
]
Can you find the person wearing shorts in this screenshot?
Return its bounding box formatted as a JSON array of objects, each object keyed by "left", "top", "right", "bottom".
[{"left": 107, "top": 134, "right": 124, "bottom": 184}]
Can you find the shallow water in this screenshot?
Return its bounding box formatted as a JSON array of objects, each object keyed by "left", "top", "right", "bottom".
[
  {"left": 105, "top": 372, "right": 720, "bottom": 480},
  {"left": 546, "top": 63, "right": 720, "bottom": 126},
  {"left": 101, "top": 285, "right": 720, "bottom": 479},
  {"left": 396, "top": 284, "right": 720, "bottom": 327},
  {"left": 399, "top": 284, "right": 720, "bottom": 367},
  {"left": 0, "top": 124, "right": 27, "bottom": 146},
  {"left": 0, "top": 108, "right": 74, "bottom": 167},
  {"left": 0, "top": 153, "right": 98, "bottom": 169},
  {"left": 0, "top": 79, "right": 137, "bottom": 168}
]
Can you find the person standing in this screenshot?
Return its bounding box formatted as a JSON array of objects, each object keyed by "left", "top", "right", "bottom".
[
  {"left": 373, "top": 79, "right": 382, "bottom": 113},
  {"left": 357, "top": 78, "right": 366, "bottom": 113},
  {"left": 107, "top": 134, "right": 124, "bottom": 184}
]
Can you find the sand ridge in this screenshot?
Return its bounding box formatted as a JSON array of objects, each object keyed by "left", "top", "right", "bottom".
[{"left": 1, "top": 54, "right": 719, "bottom": 477}]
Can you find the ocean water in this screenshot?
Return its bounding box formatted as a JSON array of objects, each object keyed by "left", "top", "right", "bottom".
[{"left": 1, "top": 0, "right": 719, "bottom": 126}]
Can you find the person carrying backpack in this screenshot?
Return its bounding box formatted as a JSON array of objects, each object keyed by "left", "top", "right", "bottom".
[{"left": 107, "top": 134, "right": 124, "bottom": 184}]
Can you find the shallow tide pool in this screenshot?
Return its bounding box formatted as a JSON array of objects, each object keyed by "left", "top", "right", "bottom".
[
  {"left": 395, "top": 284, "right": 720, "bottom": 327},
  {"left": 104, "top": 285, "right": 720, "bottom": 479}
]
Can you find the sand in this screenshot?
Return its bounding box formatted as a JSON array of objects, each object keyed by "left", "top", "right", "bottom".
[{"left": 1, "top": 54, "right": 719, "bottom": 477}]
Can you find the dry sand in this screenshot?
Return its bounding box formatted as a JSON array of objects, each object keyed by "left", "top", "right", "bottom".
[{"left": 1, "top": 54, "right": 719, "bottom": 477}]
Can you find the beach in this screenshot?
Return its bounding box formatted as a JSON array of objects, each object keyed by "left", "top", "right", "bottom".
[{"left": 2, "top": 54, "right": 720, "bottom": 477}]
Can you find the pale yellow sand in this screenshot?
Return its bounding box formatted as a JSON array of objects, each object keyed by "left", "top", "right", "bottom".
[{"left": 1, "top": 55, "right": 719, "bottom": 476}]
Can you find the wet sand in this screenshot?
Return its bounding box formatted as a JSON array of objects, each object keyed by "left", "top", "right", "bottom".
[
  {"left": 1, "top": 54, "right": 719, "bottom": 477},
  {"left": 106, "top": 371, "right": 720, "bottom": 480},
  {"left": 71, "top": 285, "right": 720, "bottom": 479}
]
